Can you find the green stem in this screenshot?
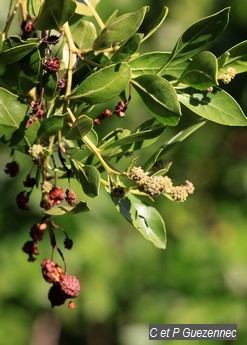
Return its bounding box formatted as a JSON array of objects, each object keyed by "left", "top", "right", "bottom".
[
  {"left": 66, "top": 108, "right": 120, "bottom": 176},
  {"left": 83, "top": 0, "right": 105, "bottom": 30}
]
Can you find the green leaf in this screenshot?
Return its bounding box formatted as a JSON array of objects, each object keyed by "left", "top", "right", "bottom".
[
  {"left": 43, "top": 73, "right": 58, "bottom": 101},
  {"left": 44, "top": 201, "right": 90, "bottom": 216},
  {"left": 71, "top": 20, "right": 97, "bottom": 50},
  {"left": 0, "top": 41, "right": 38, "bottom": 64},
  {"left": 93, "top": 6, "right": 149, "bottom": 50},
  {"left": 178, "top": 87, "right": 247, "bottom": 126},
  {"left": 27, "top": 0, "right": 41, "bottom": 16},
  {"left": 178, "top": 51, "right": 218, "bottom": 90},
  {"left": 75, "top": 0, "right": 98, "bottom": 16},
  {"left": 111, "top": 33, "right": 143, "bottom": 63},
  {"left": 132, "top": 74, "right": 181, "bottom": 126},
  {"left": 69, "top": 63, "right": 131, "bottom": 103},
  {"left": 164, "top": 7, "right": 230, "bottom": 68},
  {"left": 0, "top": 48, "right": 42, "bottom": 95},
  {"left": 65, "top": 115, "right": 93, "bottom": 139},
  {"left": 111, "top": 192, "right": 166, "bottom": 249},
  {"left": 218, "top": 40, "right": 247, "bottom": 74},
  {"left": 71, "top": 160, "right": 100, "bottom": 197},
  {"left": 34, "top": 0, "right": 77, "bottom": 30},
  {"left": 0, "top": 87, "right": 40, "bottom": 152},
  {"left": 142, "top": 6, "right": 168, "bottom": 42},
  {"left": 37, "top": 115, "right": 66, "bottom": 139},
  {"left": 129, "top": 52, "right": 189, "bottom": 79},
  {"left": 102, "top": 120, "right": 165, "bottom": 152}
]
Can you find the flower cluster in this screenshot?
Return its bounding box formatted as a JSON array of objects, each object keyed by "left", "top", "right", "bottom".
[
  {"left": 128, "top": 166, "right": 194, "bottom": 201},
  {"left": 26, "top": 101, "right": 45, "bottom": 129},
  {"left": 41, "top": 259, "right": 80, "bottom": 308},
  {"left": 218, "top": 67, "right": 237, "bottom": 84}
]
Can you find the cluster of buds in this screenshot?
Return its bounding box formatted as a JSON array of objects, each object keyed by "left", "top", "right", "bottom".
[
  {"left": 94, "top": 99, "right": 129, "bottom": 125},
  {"left": 40, "top": 185, "right": 77, "bottom": 210},
  {"left": 218, "top": 67, "right": 237, "bottom": 84},
  {"left": 16, "top": 173, "right": 37, "bottom": 210},
  {"left": 23, "top": 222, "right": 47, "bottom": 261},
  {"left": 41, "top": 259, "right": 80, "bottom": 308},
  {"left": 26, "top": 101, "right": 45, "bottom": 129},
  {"left": 128, "top": 166, "right": 194, "bottom": 201}
]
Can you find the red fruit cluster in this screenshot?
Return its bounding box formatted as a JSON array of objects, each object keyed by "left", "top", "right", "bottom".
[
  {"left": 49, "top": 187, "right": 64, "bottom": 206},
  {"left": 93, "top": 99, "right": 129, "bottom": 124},
  {"left": 23, "top": 222, "right": 47, "bottom": 261},
  {"left": 26, "top": 101, "right": 45, "bottom": 129},
  {"left": 44, "top": 58, "right": 60, "bottom": 74},
  {"left": 41, "top": 259, "right": 80, "bottom": 307}
]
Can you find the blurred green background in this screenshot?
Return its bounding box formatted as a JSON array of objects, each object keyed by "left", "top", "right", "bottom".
[{"left": 0, "top": 0, "right": 247, "bottom": 344}]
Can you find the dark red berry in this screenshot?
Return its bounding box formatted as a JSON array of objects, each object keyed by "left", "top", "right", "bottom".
[
  {"left": 23, "top": 175, "right": 36, "bottom": 188},
  {"left": 111, "top": 186, "right": 126, "bottom": 199},
  {"left": 4, "top": 161, "right": 19, "bottom": 177},
  {"left": 57, "top": 78, "right": 66, "bottom": 90},
  {"left": 16, "top": 191, "right": 29, "bottom": 210},
  {"left": 64, "top": 237, "right": 73, "bottom": 250},
  {"left": 23, "top": 240, "right": 39, "bottom": 261},
  {"left": 30, "top": 223, "right": 47, "bottom": 241},
  {"left": 48, "top": 284, "right": 68, "bottom": 307},
  {"left": 65, "top": 189, "right": 76, "bottom": 206},
  {"left": 44, "top": 58, "right": 60, "bottom": 74}
]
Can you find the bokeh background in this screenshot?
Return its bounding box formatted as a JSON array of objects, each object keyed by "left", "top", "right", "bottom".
[{"left": 0, "top": 0, "right": 247, "bottom": 344}]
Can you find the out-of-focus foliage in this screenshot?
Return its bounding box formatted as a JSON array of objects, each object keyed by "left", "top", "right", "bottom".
[{"left": 0, "top": 0, "right": 247, "bottom": 344}]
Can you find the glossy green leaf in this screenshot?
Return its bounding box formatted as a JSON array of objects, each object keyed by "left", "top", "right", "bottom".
[
  {"left": 69, "top": 63, "right": 131, "bottom": 103},
  {"left": 75, "top": 0, "right": 98, "bottom": 16},
  {"left": 66, "top": 115, "right": 93, "bottom": 139},
  {"left": 160, "top": 7, "right": 230, "bottom": 71},
  {"left": 0, "top": 42, "right": 38, "bottom": 64},
  {"left": 34, "top": 0, "right": 77, "bottom": 30},
  {"left": 218, "top": 40, "right": 247, "bottom": 74},
  {"left": 27, "top": 0, "right": 41, "bottom": 16},
  {"left": 132, "top": 74, "right": 181, "bottom": 126},
  {"left": 37, "top": 115, "right": 66, "bottom": 139},
  {"left": 71, "top": 20, "right": 97, "bottom": 50},
  {"left": 178, "top": 51, "right": 218, "bottom": 90},
  {"left": 0, "top": 48, "right": 42, "bottom": 95},
  {"left": 43, "top": 73, "right": 58, "bottom": 101},
  {"left": 93, "top": 6, "right": 149, "bottom": 50},
  {"left": 71, "top": 160, "right": 100, "bottom": 197},
  {"left": 0, "top": 87, "right": 40, "bottom": 152},
  {"left": 129, "top": 52, "right": 188, "bottom": 79},
  {"left": 111, "top": 192, "right": 166, "bottom": 249},
  {"left": 44, "top": 201, "right": 90, "bottom": 216},
  {"left": 142, "top": 6, "right": 168, "bottom": 42},
  {"left": 178, "top": 87, "right": 247, "bottom": 126},
  {"left": 111, "top": 34, "right": 143, "bottom": 63}
]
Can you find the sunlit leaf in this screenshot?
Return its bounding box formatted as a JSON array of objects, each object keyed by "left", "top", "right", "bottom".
[
  {"left": 93, "top": 6, "right": 149, "bottom": 50},
  {"left": 0, "top": 87, "right": 40, "bottom": 152},
  {"left": 65, "top": 115, "right": 93, "bottom": 139},
  {"left": 44, "top": 201, "right": 90, "bottom": 216},
  {"left": 111, "top": 34, "right": 143, "bottom": 63},
  {"left": 218, "top": 40, "right": 247, "bottom": 74},
  {"left": 71, "top": 20, "right": 97, "bottom": 50},
  {"left": 37, "top": 115, "right": 66, "bottom": 139},
  {"left": 34, "top": 0, "right": 77, "bottom": 30},
  {"left": 178, "top": 87, "right": 247, "bottom": 126},
  {"left": 71, "top": 160, "right": 100, "bottom": 197},
  {"left": 27, "top": 0, "right": 41, "bottom": 17},
  {"left": 178, "top": 51, "right": 218, "bottom": 90},
  {"left": 142, "top": 6, "right": 168, "bottom": 42},
  {"left": 69, "top": 63, "right": 131, "bottom": 103},
  {"left": 111, "top": 192, "right": 166, "bottom": 249},
  {"left": 132, "top": 74, "right": 181, "bottom": 126}
]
